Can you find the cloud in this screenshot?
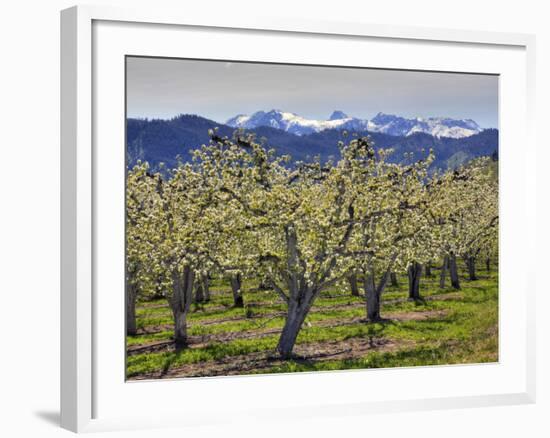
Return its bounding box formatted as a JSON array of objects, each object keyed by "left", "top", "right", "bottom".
[{"left": 126, "top": 57, "right": 498, "bottom": 128}]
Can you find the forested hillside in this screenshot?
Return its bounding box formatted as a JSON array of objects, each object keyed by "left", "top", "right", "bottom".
[{"left": 126, "top": 114, "right": 498, "bottom": 172}]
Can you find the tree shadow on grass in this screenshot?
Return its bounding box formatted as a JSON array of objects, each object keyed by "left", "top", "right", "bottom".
[
  {"left": 278, "top": 322, "right": 396, "bottom": 368},
  {"left": 409, "top": 297, "right": 428, "bottom": 305},
  {"left": 159, "top": 342, "right": 189, "bottom": 377},
  {"left": 362, "top": 318, "right": 395, "bottom": 348}
]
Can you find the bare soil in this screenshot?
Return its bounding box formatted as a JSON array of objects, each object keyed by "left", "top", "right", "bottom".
[
  {"left": 127, "top": 309, "right": 447, "bottom": 356},
  {"left": 130, "top": 336, "right": 414, "bottom": 380}
]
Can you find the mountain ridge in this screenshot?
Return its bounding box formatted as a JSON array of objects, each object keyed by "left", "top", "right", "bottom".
[
  {"left": 127, "top": 113, "right": 498, "bottom": 172},
  {"left": 226, "top": 109, "right": 484, "bottom": 139}
]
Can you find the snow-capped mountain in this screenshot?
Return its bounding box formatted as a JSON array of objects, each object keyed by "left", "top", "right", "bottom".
[
  {"left": 226, "top": 110, "right": 367, "bottom": 136},
  {"left": 368, "top": 112, "right": 482, "bottom": 139},
  {"left": 226, "top": 110, "right": 483, "bottom": 139}
]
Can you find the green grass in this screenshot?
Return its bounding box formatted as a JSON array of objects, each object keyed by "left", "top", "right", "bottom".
[{"left": 127, "top": 267, "right": 498, "bottom": 379}]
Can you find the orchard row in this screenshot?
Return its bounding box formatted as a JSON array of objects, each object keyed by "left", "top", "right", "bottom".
[{"left": 126, "top": 132, "right": 498, "bottom": 358}]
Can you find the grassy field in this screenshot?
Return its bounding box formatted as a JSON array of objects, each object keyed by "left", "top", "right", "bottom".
[{"left": 126, "top": 266, "right": 498, "bottom": 380}]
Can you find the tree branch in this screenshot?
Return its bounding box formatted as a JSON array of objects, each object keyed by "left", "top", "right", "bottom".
[{"left": 267, "top": 275, "right": 289, "bottom": 304}]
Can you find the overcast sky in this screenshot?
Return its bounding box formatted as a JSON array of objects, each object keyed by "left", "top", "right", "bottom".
[{"left": 126, "top": 56, "right": 499, "bottom": 128}]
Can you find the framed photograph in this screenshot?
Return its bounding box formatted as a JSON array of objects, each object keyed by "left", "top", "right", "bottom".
[{"left": 61, "top": 5, "right": 536, "bottom": 433}]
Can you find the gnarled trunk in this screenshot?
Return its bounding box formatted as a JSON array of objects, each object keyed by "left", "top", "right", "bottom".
[
  {"left": 439, "top": 256, "right": 449, "bottom": 288},
  {"left": 425, "top": 261, "right": 432, "bottom": 277},
  {"left": 449, "top": 253, "right": 460, "bottom": 290},
  {"left": 363, "top": 264, "right": 393, "bottom": 322},
  {"left": 195, "top": 282, "right": 205, "bottom": 303},
  {"left": 276, "top": 224, "right": 318, "bottom": 359},
  {"left": 230, "top": 273, "right": 244, "bottom": 308},
  {"left": 194, "top": 273, "right": 210, "bottom": 303},
  {"left": 277, "top": 293, "right": 314, "bottom": 359},
  {"left": 364, "top": 272, "right": 380, "bottom": 322},
  {"left": 347, "top": 274, "right": 360, "bottom": 297},
  {"left": 172, "top": 306, "right": 188, "bottom": 345},
  {"left": 169, "top": 266, "right": 195, "bottom": 347},
  {"left": 390, "top": 272, "right": 398, "bottom": 287},
  {"left": 407, "top": 261, "right": 423, "bottom": 301},
  {"left": 466, "top": 256, "right": 477, "bottom": 280},
  {"left": 486, "top": 257, "right": 491, "bottom": 272},
  {"left": 126, "top": 280, "right": 137, "bottom": 336}
]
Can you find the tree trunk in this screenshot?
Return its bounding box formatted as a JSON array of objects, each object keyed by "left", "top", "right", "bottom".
[
  {"left": 277, "top": 281, "right": 316, "bottom": 359},
  {"left": 126, "top": 280, "right": 137, "bottom": 336},
  {"left": 364, "top": 272, "right": 380, "bottom": 322},
  {"left": 277, "top": 297, "right": 313, "bottom": 359},
  {"left": 194, "top": 273, "right": 210, "bottom": 303},
  {"left": 347, "top": 274, "right": 360, "bottom": 297},
  {"left": 195, "top": 281, "right": 205, "bottom": 303},
  {"left": 276, "top": 225, "right": 319, "bottom": 359},
  {"left": 230, "top": 273, "right": 244, "bottom": 308},
  {"left": 408, "top": 261, "right": 423, "bottom": 301},
  {"left": 449, "top": 253, "right": 461, "bottom": 290},
  {"left": 486, "top": 257, "right": 491, "bottom": 272},
  {"left": 169, "top": 266, "right": 195, "bottom": 347},
  {"left": 440, "top": 256, "right": 449, "bottom": 288},
  {"left": 363, "top": 256, "right": 396, "bottom": 322},
  {"left": 172, "top": 306, "right": 188, "bottom": 346},
  {"left": 425, "top": 261, "right": 432, "bottom": 277},
  {"left": 202, "top": 274, "right": 211, "bottom": 301},
  {"left": 466, "top": 256, "right": 477, "bottom": 281},
  {"left": 390, "top": 272, "right": 398, "bottom": 287}
]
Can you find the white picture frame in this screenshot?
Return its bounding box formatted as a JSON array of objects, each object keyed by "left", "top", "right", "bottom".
[{"left": 60, "top": 4, "right": 536, "bottom": 433}]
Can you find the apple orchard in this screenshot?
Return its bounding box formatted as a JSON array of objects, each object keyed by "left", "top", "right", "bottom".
[{"left": 126, "top": 130, "right": 498, "bottom": 366}]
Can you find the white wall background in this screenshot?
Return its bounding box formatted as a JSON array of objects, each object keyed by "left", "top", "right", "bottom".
[{"left": 0, "top": 1, "right": 547, "bottom": 436}]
